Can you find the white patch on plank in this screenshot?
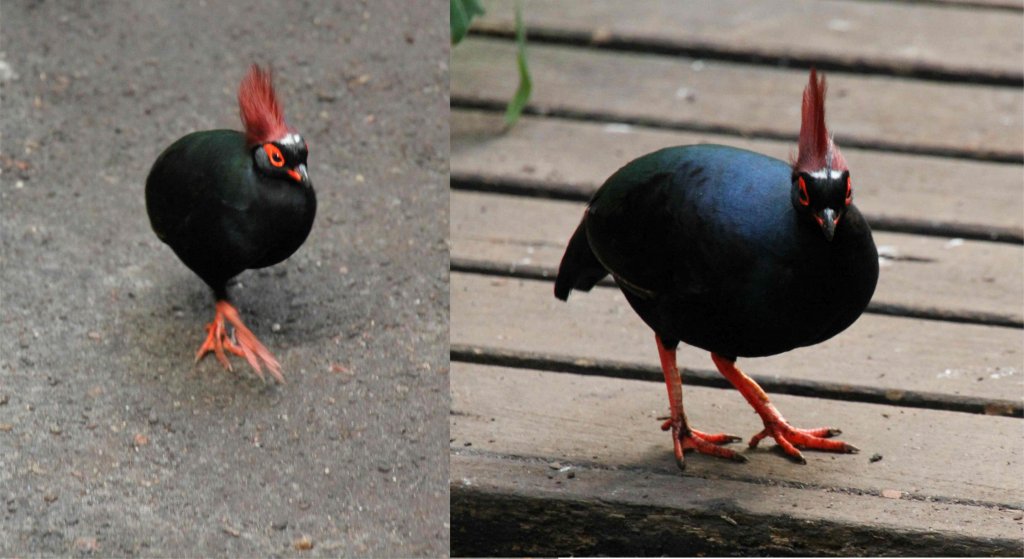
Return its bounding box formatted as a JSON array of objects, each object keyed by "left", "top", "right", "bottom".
[
  {"left": 827, "top": 19, "right": 852, "bottom": 32},
  {"left": 603, "top": 123, "right": 633, "bottom": 134},
  {"left": 944, "top": 238, "right": 964, "bottom": 249},
  {"left": 675, "top": 87, "right": 696, "bottom": 101},
  {"left": 936, "top": 368, "right": 959, "bottom": 379},
  {"left": 989, "top": 367, "right": 1017, "bottom": 379}
]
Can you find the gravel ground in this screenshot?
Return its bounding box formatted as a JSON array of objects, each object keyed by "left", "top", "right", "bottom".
[{"left": 1, "top": 1, "right": 450, "bottom": 556}]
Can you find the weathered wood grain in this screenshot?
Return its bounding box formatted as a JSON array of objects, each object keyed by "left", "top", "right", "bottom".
[
  {"left": 450, "top": 363, "right": 1024, "bottom": 507},
  {"left": 452, "top": 110, "right": 1024, "bottom": 236},
  {"left": 473, "top": 0, "right": 1024, "bottom": 83},
  {"left": 451, "top": 39, "right": 1024, "bottom": 160},
  {"left": 452, "top": 454, "right": 1024, "bottom": 557},
  {"left": 451, "top": 272, "right": 1024, "bottom": 405},
  {"left": 451, "top": 190, "right": 1024, "bottom": 324}
]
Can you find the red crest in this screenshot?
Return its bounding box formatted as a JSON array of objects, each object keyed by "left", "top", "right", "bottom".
[
  {"left": 238, "top": 65, "right": 291, "bottom": 146},
  {"left": 794, "top": 68, "right": 847, "bottom": 173}
]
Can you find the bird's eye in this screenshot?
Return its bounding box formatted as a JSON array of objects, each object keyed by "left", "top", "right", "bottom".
[
  {"left": 264, "top": 143, "right": 285, "bottom": 167},
  {"left": 845, "top": 176, "right": 853, "bottom": 206},
  {"left": 797, "top": 176, "right": 810, "bottom": 206}
]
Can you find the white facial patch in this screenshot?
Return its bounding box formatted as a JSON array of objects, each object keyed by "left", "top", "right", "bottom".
[
  {"left": 278, "top": 133, "right": 303, "bottom": 146},
  {"left": 808, "top": 168, "right": 845, "bottom": 180}
]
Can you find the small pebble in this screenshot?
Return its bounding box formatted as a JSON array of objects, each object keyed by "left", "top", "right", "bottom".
[
  {"left": 869, "top": 453, "right": 883, "bottom": 463},
  {"left": 49, "top": 424, "right": 61, "bottom": 435},
  {"left": 293, "top": 536, "right": 314, "bottom": 551},
  {"left": 882, "top": 489, "right": 903, "bottom": 499},
  {"left": 72, "top": 537, "right": 98, "bottom": 552},
  {"left": 548, "top": 462, "right": 562, "bottom": 470}
]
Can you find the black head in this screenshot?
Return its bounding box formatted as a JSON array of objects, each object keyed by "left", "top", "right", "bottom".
[
  {"left": 253, "top": 132, "right": 311, "bottom": 188},
  {"left": 791, "top": 168, "right": 852, "bottom": 242}
]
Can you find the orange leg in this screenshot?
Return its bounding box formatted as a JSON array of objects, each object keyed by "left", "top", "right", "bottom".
[
  {"left": 657, "top": 336, "right": 745, "bottom": 470},
  {"left": 194, "top": 300, "right": 284, "bottom": 383},
  {"left": 710, "top": 353, "right": 857, "bottom": 464}
]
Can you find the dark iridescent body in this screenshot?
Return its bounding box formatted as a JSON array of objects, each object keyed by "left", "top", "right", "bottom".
[
  {"left": 146, "top": 66, "right": 315, "bottom": 382},
  {"left": 556, "top": 70, "right": 878, "bottom": 467}
]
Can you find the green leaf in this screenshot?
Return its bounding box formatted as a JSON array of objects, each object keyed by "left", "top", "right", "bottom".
[
  {"left": 504, "top": 2, "right": 531, "bottom": 127},
  {"left": 451, "top": 0, "right": 485, "bottom": 45}
]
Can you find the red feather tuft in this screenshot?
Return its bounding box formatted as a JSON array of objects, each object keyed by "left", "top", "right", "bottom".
[
  {"left": 794, "top": 68, "right": 846, "bottom": 173},
  {"left": 238, "top": 64, "right": 291, "bottom": 146}
]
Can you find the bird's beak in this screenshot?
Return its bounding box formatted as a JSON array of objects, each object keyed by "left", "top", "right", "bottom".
[
  {"left": 815, "top": 208, "right": 839, "bottom": 242},
  {"left": 286, "top": 164, "right": 310, "bottom": 187}
]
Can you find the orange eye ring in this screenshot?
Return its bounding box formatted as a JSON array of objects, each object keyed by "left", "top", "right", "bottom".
[
  {"left": 264, "top": 143, "right": 285, "bottom": 168},
  {"left": 797, "top": 176, "right": 810, "bottom": 206},
  {"left": 845, "top": 176, "right": 853, "bottom": 206}
]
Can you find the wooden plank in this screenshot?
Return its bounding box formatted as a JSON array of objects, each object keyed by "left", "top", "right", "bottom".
[
  {"left": 452, "top": 454, "right": 1024, "bottom": 557},
  {"left": 452, "top": 110, "right": 1024, "bottom": 235},
  {"left": 474, "top": 0, "right": 1024, "bottom": 83},
  {"left": 451, "top": 272, "right": 1024, "bottom": 405},
  {"left": 451, "top": 39, "right": 1024, "bottom": 160},
  {"left": 451, "top": 190, "right": 1024, "bottom": 325},
  {"left": 450, "top": 362, "right": 1024, "bottom": 510}
]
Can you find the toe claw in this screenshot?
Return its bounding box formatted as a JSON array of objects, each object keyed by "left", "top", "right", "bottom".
[{"left": 674, "top": 455, "right": 687, "bottom": 471}]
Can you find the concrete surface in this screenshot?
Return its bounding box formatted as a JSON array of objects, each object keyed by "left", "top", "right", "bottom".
[{"left": 1, "top": 1, "right": 449, "bottom": 556}]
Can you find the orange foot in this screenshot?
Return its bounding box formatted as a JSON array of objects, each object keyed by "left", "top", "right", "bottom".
[
  {"left": 749, "top": 419, "right": 857, "bottom": 464},
  {"left": 194, "top": 300, "right": 284, "bottom": 383},
  {"left": 661, "top": 418, "right": 747, "bottom": 469},
  {"left": 710, "top": 353, "right": 856, "bottom": 464}
]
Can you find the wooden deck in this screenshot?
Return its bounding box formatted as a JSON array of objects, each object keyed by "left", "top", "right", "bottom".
[{"left": 449, "top": 1, "right": 1024, "bottom": 556}]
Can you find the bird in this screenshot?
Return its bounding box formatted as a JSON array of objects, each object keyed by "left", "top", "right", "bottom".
[
  {"left": 554, "top": 69, "right": 878, "bottom": 468},
  {"left": 146, "top": 65, "right": 316, "bottom": 383}
]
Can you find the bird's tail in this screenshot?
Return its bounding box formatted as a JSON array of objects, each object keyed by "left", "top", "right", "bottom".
[{"left": 554, "top": 217, "right": 608, "bottom": 301}]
